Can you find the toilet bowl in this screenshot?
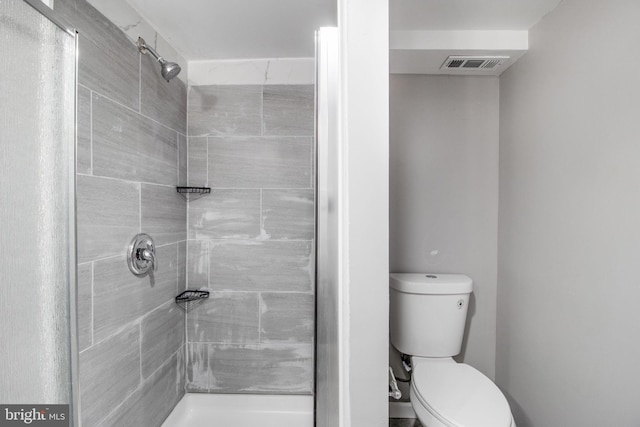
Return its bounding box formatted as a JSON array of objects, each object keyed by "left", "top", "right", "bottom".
[
  {"left": 389, "top": 273, "right": 515, "bottom": 427},
  {"left": 409, "top": 357, "right": 515, "bottom": 427}
]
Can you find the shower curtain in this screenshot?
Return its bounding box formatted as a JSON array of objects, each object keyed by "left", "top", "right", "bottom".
[{"left": 0, "top": 0, "right": 77, "bottom": 422}]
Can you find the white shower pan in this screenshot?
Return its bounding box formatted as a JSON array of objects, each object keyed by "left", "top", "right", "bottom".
[{"left": 161, "top": 393, "right": 314, "bottom": 427}]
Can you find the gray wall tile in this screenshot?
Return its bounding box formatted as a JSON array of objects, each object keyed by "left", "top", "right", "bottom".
[
  {"left": 188, "top": 189, "right": 260, "bottom": 240},
  {"left": 178, "top": 134, "right": 187, "bottom": 187},
  {"left": 77, "top": 262, "right": 92, "bottom": 352},
  {"left": 175, "top": 346, "right": 186, "bottom": 401},
  {"left": 178, "top": 241, "right": 187, "bottom": 290},
  {"left": 188, "top": 85, "right": 262, "bottom": 137},
  {"left": 209, "top": 241, "right": 313, "bottom": 292},
  {"left": 93, "top": 245, "right": 176, "bottom": 342},
  {"left": 58, "top": 0, "right": 141, "bottom": 111},
  {"left": 141, "top": 54, "right": 187, "bottom": 134},
  {"left": 92, "top": 94, "right": 178, "bottom": 185},
  {"left": 141, "top": 184, "right": 187, "bottom": 245},
  {"left": 262, "top": 189, "right": 315, "bottom": 239},
  {"left": 77, "top": 85, "right": 92, "bottom": 174},
  {"left": 77, "top": 175, "right": 139, "bottom": 263},
  {"left": 61, "top": 0, "right": 191, "bottom": 420},
  {"left": 263, "top": 85, "right": 314, "bottom": 136},
  {"left": 209, "top": 344, "right": 313, "bottom": 394},
  {"left": 260, "top": 293, "right": 314, "bottom": 343},
  {"left": 79, "top": 324, "right": 140, "bottom": 427},
  {"left": 50, "top": 0, "right": 76, "bottom": 22},
  {"left": 58, "top": 0, "right": 133, "bottom": 54},
  {"left": 187, "top": 293, "right": 259, "bottom": 344},
  {"left": 141, "top": 302, "right": 185, "bottom": 379},
  {"left": 187, "top": 240, "right": 209, "bottom": 288},
  {"left": 208, "top": 137, "right": 312, "bottom": 188},
  {"left": 186, "top": 343, "right": 210, "bottom": 392},
  {"left": 78, "top": 37, "right": 140, "bottom": 111},
  {"left": 96, "top": 349, "right": 184, "bottom": 427},
  {"left": 187, "top": 137, "right": 207, "bottom": 187},
  {"left": 142, "top": 242, "right": 179, "bottom": 294},
  {"left": 185, "top": 83, "right": 317, "bottom": 396}
]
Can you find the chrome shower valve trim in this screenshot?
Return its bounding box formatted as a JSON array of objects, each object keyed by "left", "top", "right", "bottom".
[{"left": 128, "top": 233, "right": 157, "bottom": 276}]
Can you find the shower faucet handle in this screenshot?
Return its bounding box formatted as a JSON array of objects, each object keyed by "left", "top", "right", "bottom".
[
  {"left": 138, "top": 247, "right": 157, "bottom": 272},
  {"left": 127, "top": 233, "right": 157, "bottom": 276}
]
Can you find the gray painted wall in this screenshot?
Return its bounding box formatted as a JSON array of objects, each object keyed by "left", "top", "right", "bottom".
[
  {"left": 497, "top": 0, "right": 640, "bottom": 425},
  {"left": 56, "top": 1, "right": 187, "bottom": 425},
  {"left": 185, "top": 84, "right": 315, "bottom": 394},
  {"left": 389, "top": 75, "right": 499, "bottom": 379}
]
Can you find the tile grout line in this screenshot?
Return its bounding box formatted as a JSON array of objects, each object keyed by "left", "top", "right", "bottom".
[
  {"left": 89, "top": 89, "right": 94, "bottom": 174},
  {"left": 185, "top": 82, "right": 190, "bottom": 387},
  {"left": 184, "top": 186, "right": 313, "bottom": 191},
  {"left": 206, "top": 340, "right": 211, "bottom": 392},
  {"left": 140, "top": 299, "right": 174, "bottom": 322},
  {"left": 78, "top": 237, "right": 309, "bottom": 268},
  {"left": 138, "top": 182, "right": 142, "bottom": 232},
  {"left": 183, "top": 340, "right": 313, "bottom": 347},
  {"left": 139, "top": 321, "right": 143, "bottom": 383},
  {"left": 184, "top": 135, "right": 190, "bottom": 380},
  {"left": 80, "top": 296, "right": 177, "bottom": 355},
  {"left": 205, "top": 137, "right": 209, "bottom": 187},
  {"left": 260, "top": 189, "right": 264, "bottom": 236},
  {"left": 76, "top": 172, "right": 179, "bottom": 189},
  {"left": 91, "top": 88, "right": 184, "bottom": 135},
  {"left": 95, "top": 346, "right": 184, "bottom": 426},
  {"left": 176, "top": 133, "right": 180, "bottom": 186},
  {"left": 208, "top": 290, "right": 314, "bottom": 295},
  {"left": 90, "top": 261, "right": 94, "bottom": 348},
  {"left": 197, "top": 238, "right": 314, "bottom": 243},
  {"left": 186, "top": 84, "right": 190, "bottom": 184},
  {"left": 258, "top": 291, "right": 262, "bottom": 344},
  {"left": 187, "top": 289, "right": 314, "bottom": 295},
  {"left": 175, "top": 243, "right": 179, "bottom": 295},
  {"left": 206, "top": 239, "right": 211, "bottom": 292},
  {"left": 78, "top": 241, "right": 185, "bottom": 266},
  {"left": 185, "top": 82, "right": 192, "bottom": 384},
  {"left": 261, "top": 84, "right": 265, "bottom": 136},
  {"left": 138, "top": 53, "right": 142, "bottom": 113},
  {"left": 200, "top": 135, "right": 315, "bottom": 139}
]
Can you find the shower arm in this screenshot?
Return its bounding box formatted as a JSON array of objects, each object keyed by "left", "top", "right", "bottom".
[
  {"left": 136, "top": 36, "right": 181, "bottom": 82},
  {"left": 137, "top": 37, "right": 166, "bottom": 64}
]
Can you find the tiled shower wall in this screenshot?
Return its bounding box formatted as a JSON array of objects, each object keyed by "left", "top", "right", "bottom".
[
  {"left": 185, "top": 84, "right": 316, "bottom": 393},
  {"left": 55, "top": 1, "right": 187, "bottom": 425}
]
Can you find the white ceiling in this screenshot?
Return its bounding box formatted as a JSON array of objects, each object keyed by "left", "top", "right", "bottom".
[
  {"left": 391, "top": 0, "right": 563, "bottom": 31},
  {"left": 117, "top": 0, "right": 563, "bottom": 62},
  {"left": 124, "top": 0, "right": 337, "bottom": 60},
  {"left": 390, "top": 0, "right": 562, "bottom": 75}
]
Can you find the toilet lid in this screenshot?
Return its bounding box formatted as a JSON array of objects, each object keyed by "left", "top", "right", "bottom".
[{"left": 412, "top": 362, "right": 512, "bottom": 427}]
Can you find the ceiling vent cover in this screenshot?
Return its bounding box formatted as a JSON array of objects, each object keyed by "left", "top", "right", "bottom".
[{"left": 441, "top": 56, "right": 509, "bottom": 71}]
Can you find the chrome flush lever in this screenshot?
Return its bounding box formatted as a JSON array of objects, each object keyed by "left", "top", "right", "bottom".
[{"left": 128, "top": 233, "right": 157, "bottom": 276}]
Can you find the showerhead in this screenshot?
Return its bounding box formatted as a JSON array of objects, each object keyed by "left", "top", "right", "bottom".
[
  {"left": 160, "top": 59, "right": 181, "bottom": 82},
  {"left": 137, "top": 37, "right": 181, "bottom": 82}
]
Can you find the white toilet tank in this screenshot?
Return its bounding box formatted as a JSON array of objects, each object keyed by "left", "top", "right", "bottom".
[{"left": 390, "top": 273, "right": 472, "bottom": 357}]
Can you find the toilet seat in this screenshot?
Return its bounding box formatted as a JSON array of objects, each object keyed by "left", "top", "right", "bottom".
[{"left": 411, "top": 358, "right": 512, "bottom": 427}]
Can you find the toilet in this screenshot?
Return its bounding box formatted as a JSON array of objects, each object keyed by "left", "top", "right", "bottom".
[{"left": 390, "top": 273, "right": 516, "bottom": 427}]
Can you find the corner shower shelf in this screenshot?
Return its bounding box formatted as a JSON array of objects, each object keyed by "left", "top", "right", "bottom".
[
  {"left": 175, "top": 289, "right": 210, "bottom": 311},
  {"left": 176, "top": 186, "right": 211, "bottom": 201}
]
